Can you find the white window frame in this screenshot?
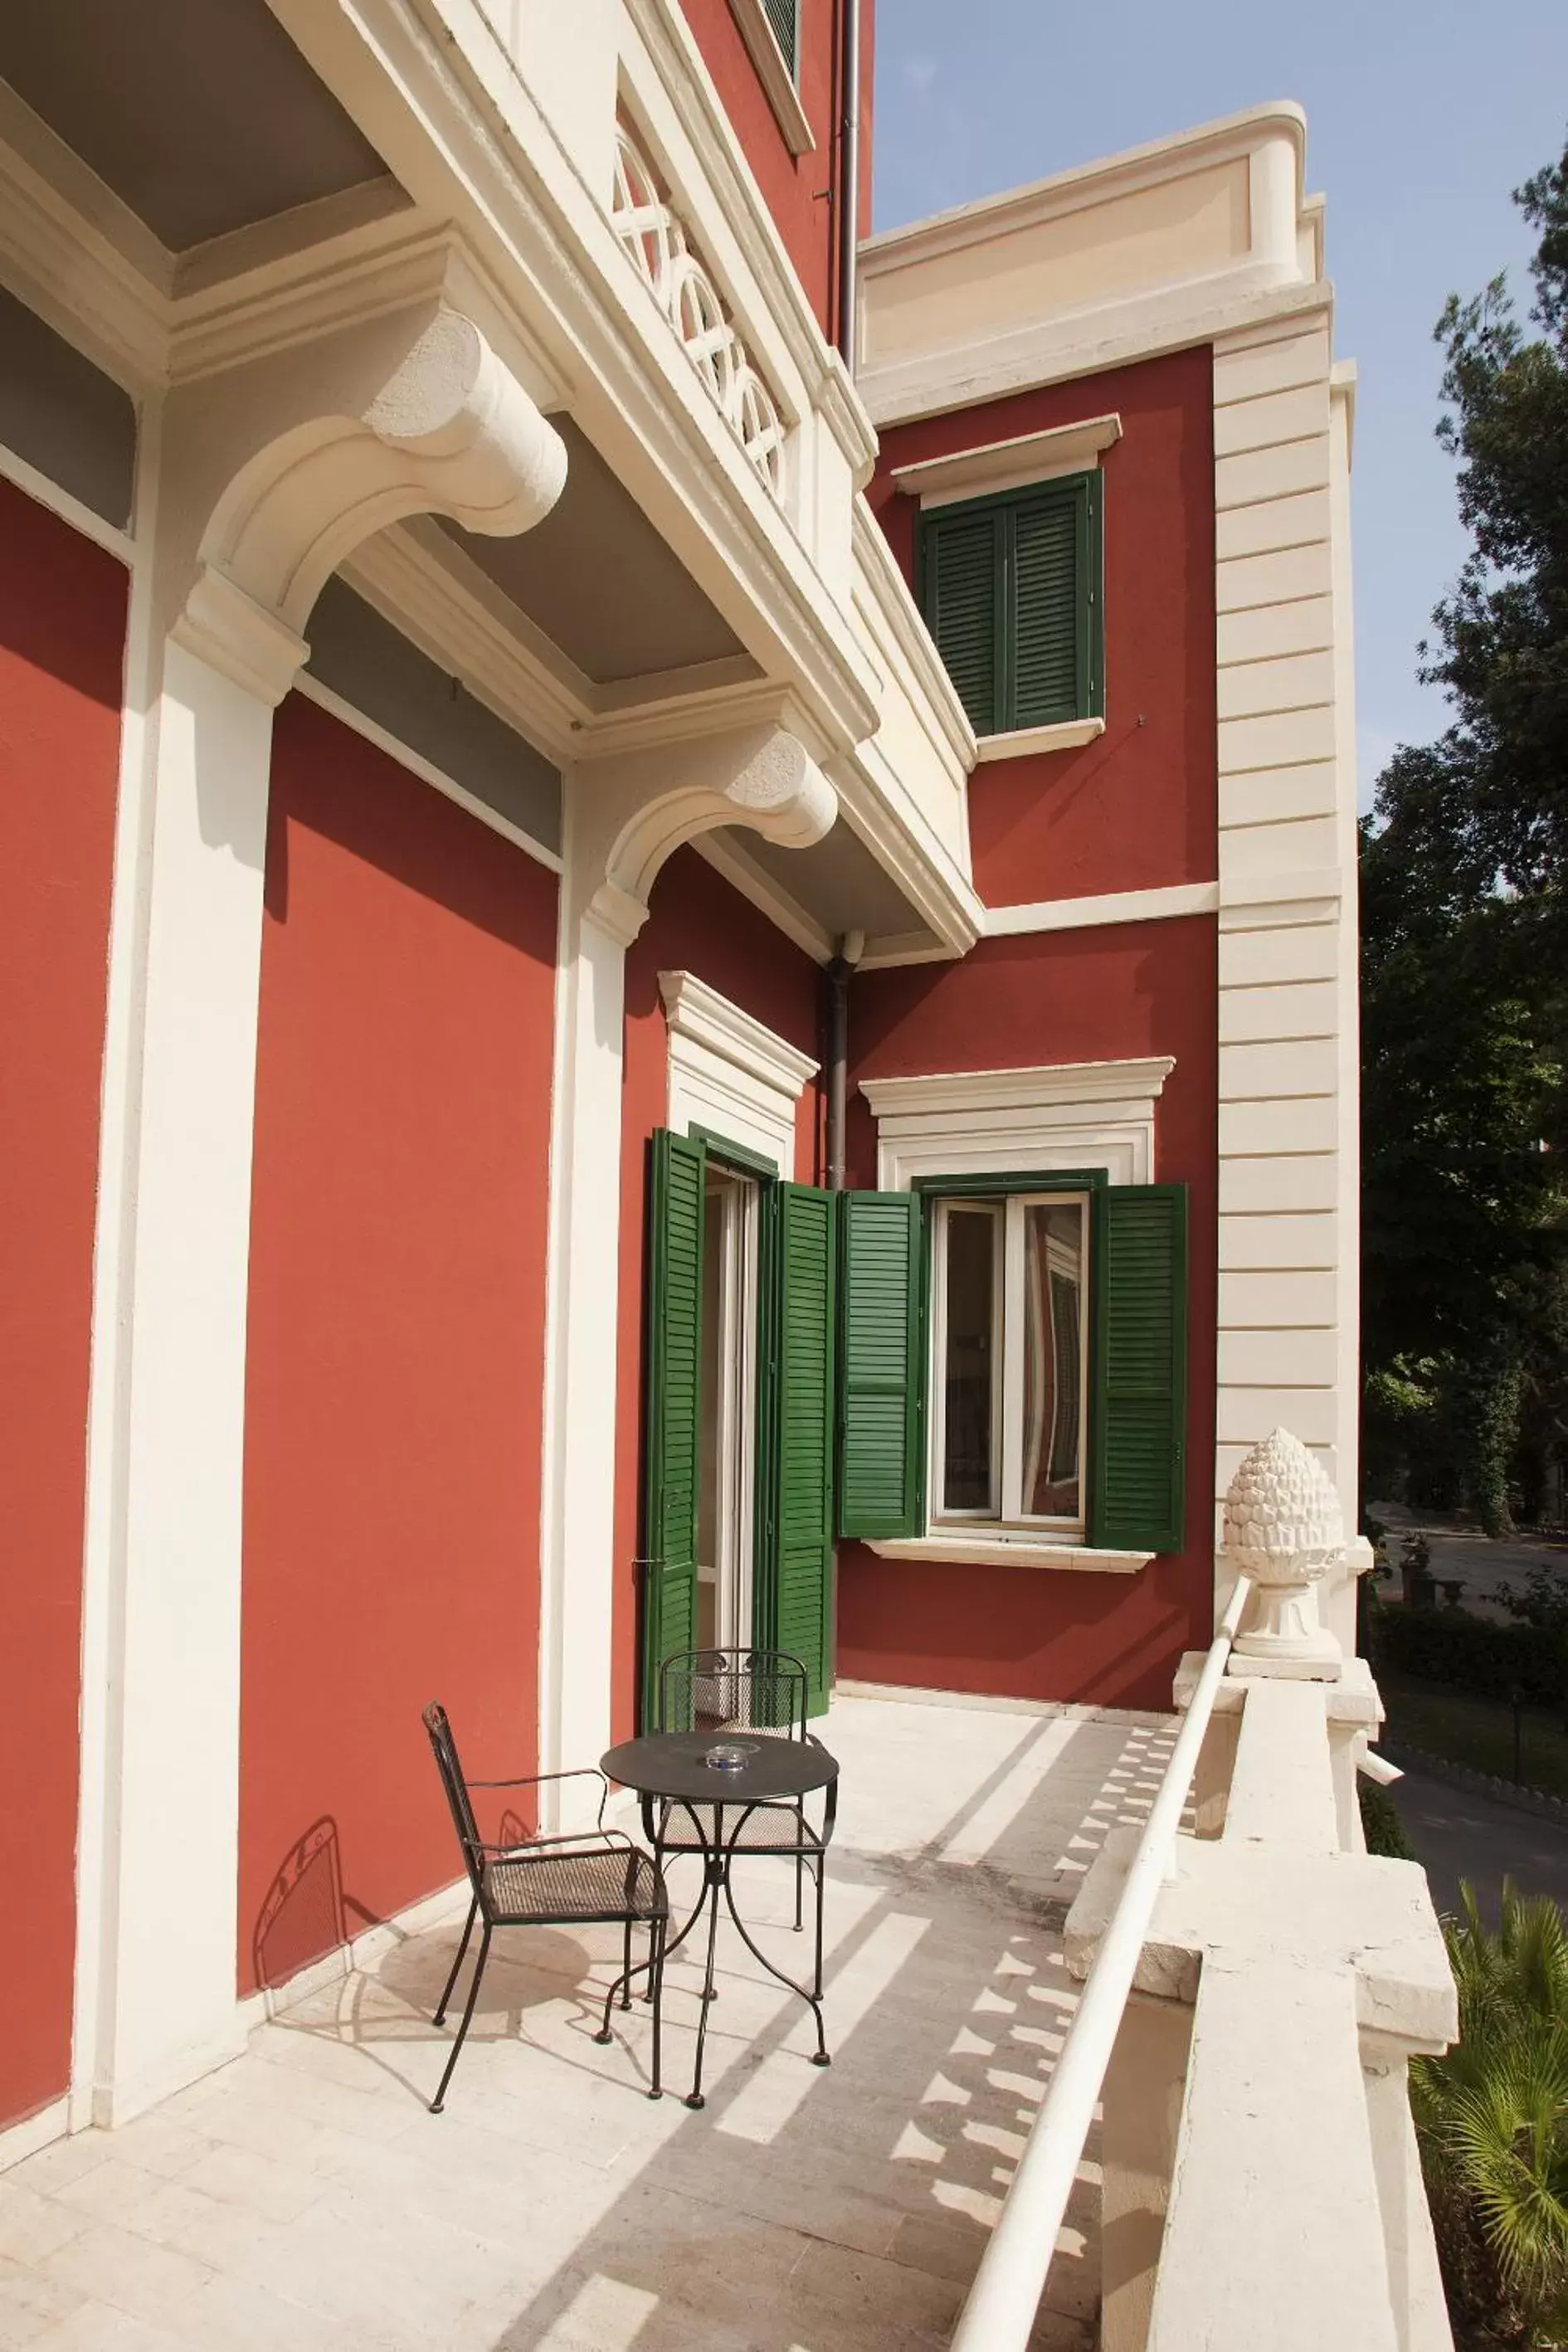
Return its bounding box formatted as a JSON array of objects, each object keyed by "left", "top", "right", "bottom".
[
  {"left": 930, "top": 1191, "right": 1091, "bottom": 1539},
  {"left": 859, "top": 1058, "right": 1176, "bottom": 1575}
]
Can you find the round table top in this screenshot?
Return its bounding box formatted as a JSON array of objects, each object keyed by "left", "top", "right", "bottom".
[{"left": 601, "top": 1729, "right": 839, "bottom": 1807}]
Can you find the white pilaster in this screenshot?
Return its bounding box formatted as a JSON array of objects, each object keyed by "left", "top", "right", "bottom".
[
  {"left": 537, "top": 852, "right": 640, "bottom": 1801},
  {"left": 88, "top": 631, "right": 294, "bottom": 2124},
  {"left": 1211, "top": 314, "right": 1361, "bottom": 1646},
  {"left": 72, "top": 295, "right": 568, "bottom": 2124},
  {"left": 537, "top": 723, "right": 837, "bottom": 1790}
]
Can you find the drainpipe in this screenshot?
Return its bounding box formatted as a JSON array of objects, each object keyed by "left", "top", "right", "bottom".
[
  {"left": 825, "top": 930, "right": 864, "bottom": 1191},
  {"left": 835, "top": 0, "right": 861, "bottom": 370}
]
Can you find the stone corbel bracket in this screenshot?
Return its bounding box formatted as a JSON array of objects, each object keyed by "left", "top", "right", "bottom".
[
  {"left": 575, "top": 720, "right": 838, "bottom": 946},
  {"left": 164, "top": 304, "right": 567, "bottom": 705}
]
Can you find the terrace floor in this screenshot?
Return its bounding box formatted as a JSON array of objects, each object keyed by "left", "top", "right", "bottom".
[{"left": 0, "top": 1691, "right": 1174, "bottom": 2352}]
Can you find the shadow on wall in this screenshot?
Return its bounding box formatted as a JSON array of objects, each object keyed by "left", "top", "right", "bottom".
[
  {"left": 253, "top": 1818, "right": 352, "bottom": 1993},
  {"left": 261, "top": 694, "right": 557, "bottom": 960}
]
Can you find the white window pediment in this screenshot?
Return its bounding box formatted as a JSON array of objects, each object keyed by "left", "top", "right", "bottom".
[
  {"left": 860, "top": 1056, "right": 1176, "bottom": 1192},
  {"left": 660, "top": 970, "right": 817, "bottom": 1175}
]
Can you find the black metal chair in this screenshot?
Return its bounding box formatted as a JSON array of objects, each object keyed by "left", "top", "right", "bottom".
[
  {"left": 654, "top": 1648, "right": 836, "bottom": 1997},
  {"left": 421, "top": 1702, "right": 669, "bottom": 2112}
]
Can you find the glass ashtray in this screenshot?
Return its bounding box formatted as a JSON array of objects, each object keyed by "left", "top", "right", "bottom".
[{"left": 704, "top": 1741, "right": 757, "bottom": 1772}]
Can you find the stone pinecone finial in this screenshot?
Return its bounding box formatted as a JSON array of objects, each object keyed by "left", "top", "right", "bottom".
[{"left": 1222, "top": 1427, "right": 1343, "bottom": 1574}]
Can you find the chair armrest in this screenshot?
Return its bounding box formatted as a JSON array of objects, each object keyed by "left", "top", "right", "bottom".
[
  {"left": 480, "top": 1828, "right": 642, "bottom": 1863},
  {"left": 465, "top": 1767, "right": 609, "bottom": 1828}
]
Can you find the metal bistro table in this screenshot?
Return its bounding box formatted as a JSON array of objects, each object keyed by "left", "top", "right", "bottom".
[{"left": 600, "top": 1727, "right": 839, "bottom": 2110}]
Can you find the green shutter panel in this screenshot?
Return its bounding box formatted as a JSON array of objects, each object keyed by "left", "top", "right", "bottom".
[
  {"left": 762, "top": 1184, "right": 836, "bottom": 1717},
  {"left": 640, "top": 1129, "right": 705, "bottom": 1729},
  {"left": 761, "top": 0, "right": 798, "bottom": 75},
  {"left": 1010, "top": 493, "right": 1083, "bottom": 728},
  {"left": 836, "top": 1191, "right": 925, "bottom": 1540},
  {"left": 1089, "top": 1185, "right": 1188, "bottom": 1554},
  {"left": 923, "top": 510, "right": 1000, "bottom": 734}
]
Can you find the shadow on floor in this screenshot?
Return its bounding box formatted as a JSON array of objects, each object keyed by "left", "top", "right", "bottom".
[{"left": 265, "top": 1706, "right": 1174, "bottom": 2352}]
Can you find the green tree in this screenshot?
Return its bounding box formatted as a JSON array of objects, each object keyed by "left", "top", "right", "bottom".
[
  {"left": 1362, "top": 129, "right": 1568, "bottom": 1531},
  {"left": 1414, "top": 1884, "right": 1568, "bottom": 2346}
]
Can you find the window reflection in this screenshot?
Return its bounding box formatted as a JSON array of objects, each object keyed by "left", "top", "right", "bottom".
[
  {"left": 942, "top": 1208, "right": 996, "bottom": 1511},
  {"left": 1022, "top": 1202, "right": 1083, "bottom": 1519}
]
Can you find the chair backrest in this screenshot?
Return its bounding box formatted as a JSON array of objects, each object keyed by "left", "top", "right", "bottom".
[
  {"left": 422, "top": 1702, "right": 485, "bottom": 1894},
  {"left": 657, "top": 1648, "right": 808, "bottom": 1741}
]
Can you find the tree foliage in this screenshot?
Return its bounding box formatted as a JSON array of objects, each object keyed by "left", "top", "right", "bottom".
[
  {"left": 1362, "top": 130, "right": 1568, "bottom": 1531},
  {"left": 1415, "top": 1885, "right": 1568, "bottom": 2346}
]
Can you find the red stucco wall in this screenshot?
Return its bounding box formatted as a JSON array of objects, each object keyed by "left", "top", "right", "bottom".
[
  {"left": 869, "top": 345, "right": 1218, "bottom": 906},
  {"left": 0, "top": 482, "right": 124, "bottom": 2124},
  {"left": 240, "top": 697, "right": 557, "bottom": 1994},
  {"left": 679, "top": 0, "right": 875, "bottom": 343},
  {"left": 837, "top": 918, "right": 1219, "bottom": 1712},
  {"left": 611, "top": 846, "right": 824, "bottom": 1740}
]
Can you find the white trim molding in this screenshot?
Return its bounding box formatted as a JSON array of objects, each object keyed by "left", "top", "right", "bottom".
[
  {"left": 866, "top": 1536, "right": 1153, "bottom": 1575},
  {"left": 724, "top": 0, "right": 815, "bottom": 156},
  {"left": 862, "top": 1056, "right": 1176, "bottom": 1191},
  {"left": 892, "top": 414, "right": 1122, "bottom": 509},
  {"left": 660, "top": 968, "right": 817, "bottom": 1173},
  {"left": 986, "top": 881, "right": 1220, "bottom": 936},
  {"left": 976, "top": 716, "right": 1105, "bottom": 762}
]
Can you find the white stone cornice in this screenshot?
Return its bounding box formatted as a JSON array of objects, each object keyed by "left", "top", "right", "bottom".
[
  {"left": 660, "top": 968, "right": 817, "bottom": 1173},
  {"left": 864, "top": 1059, "right": 1176, "bottom": 1122},
  {"left": 863, "top": 1057, "right": 1176, "bottom": 1191},
  {"left": 660, "top": 969, "right": 819, "bottom": 1094},
  {"left": 0, "top": 95, "right": 169, "bottom": 389},
  {"left": 892, "top": 414, "right": 1122, "bottom": 508}
]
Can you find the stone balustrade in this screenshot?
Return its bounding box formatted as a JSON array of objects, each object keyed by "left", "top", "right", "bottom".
[{"left": 1065, "top": 1433, "right": 1458, "bottom": 2352}]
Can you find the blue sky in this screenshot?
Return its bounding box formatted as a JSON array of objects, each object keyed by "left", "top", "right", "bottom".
[{"left": 871, "top": 2, "right": 1568, "bottom": 809}]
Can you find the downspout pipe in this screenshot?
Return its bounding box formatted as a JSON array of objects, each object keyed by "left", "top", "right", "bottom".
[
  {"left": 825, "top": 930, "right": 864, "bottom": 1191},
  {"left": 835, "top": 0, "right": 861, "bottom": 370}
]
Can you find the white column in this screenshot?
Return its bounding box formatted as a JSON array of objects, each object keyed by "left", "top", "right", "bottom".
[
  {"left": 535, "top": 725, "right": 836, "bottom": 1795},
  {"left": 537, "top": 847, "right": 641, "bottom": 1799},
  {"left": 83, "top": 614, "right": 303, "bottom": 2126}
]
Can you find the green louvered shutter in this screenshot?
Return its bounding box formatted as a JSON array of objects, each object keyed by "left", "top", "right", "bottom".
[
  {"left": 1089, "top": 1185, "right": 1188, "bottom": 1554},
  {"left": 761, "top": 1184, "right": 836, "bottom": 1716},
  {"left": 641, "top": 1129, "right": 705, "bottom": 1728},
  {"left": 922, "top": 509, "right": 1000, "bottom": 734},
  {"left": 1011, "top": 491, "right": 1083, "bottom": 728},
  {"left": 761, "top": 0, "right": 799, "bottom": 75},
  {"left": 836, "top": 1191, "right": 925, "bottom": 1539}
]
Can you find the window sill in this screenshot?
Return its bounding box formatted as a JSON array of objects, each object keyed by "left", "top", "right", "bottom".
[
  {"left": 976, "top": 717, "right": 1105, "bottom": 762},
  {"left": 726, "top": 0, "right": 816, "bottom": 155},
  {"left": 864, "top": 1534, "right": 1154, "bottom": 1574}
]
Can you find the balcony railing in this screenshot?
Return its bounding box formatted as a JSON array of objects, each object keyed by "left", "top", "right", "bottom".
[{"left": 952, "top": 1433, "right": 1458, "bottom": 2352}]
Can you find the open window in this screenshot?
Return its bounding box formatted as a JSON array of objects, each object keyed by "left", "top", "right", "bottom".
[{"left": 836, "top": 1180, "right": 1188, "bottom": 1556}]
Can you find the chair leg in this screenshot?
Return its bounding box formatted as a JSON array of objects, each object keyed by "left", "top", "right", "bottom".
[
  {"left": 433, "top": 1895, "right": 478, "bottom": 2028},
  {"left": 621, "top": 1916, "right": 633, "bottom": 2009},
  {"left": 430, "top": 1920, "right": 491, "bottom": 2114},
  {"left": 648, "top": 1917, "right": 666, "bottom": 2101},
  {"left": 812, "top": 1854, "right": 825, "bottom": 2002}
]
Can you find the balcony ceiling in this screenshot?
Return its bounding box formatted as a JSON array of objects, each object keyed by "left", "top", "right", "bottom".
[
  {"left": 0, "top": 0, "right": 390, "bottom": 250},
  {"left": 441, "top": 421, "right": 743, "bottom": 688},
  {"left": 710, "top": 819, "right": 931, "bottom": 948}
]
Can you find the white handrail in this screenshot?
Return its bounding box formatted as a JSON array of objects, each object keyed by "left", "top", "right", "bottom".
[{"left": 949, "top": 1573, "right": 1252, "bottom": 2352}]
